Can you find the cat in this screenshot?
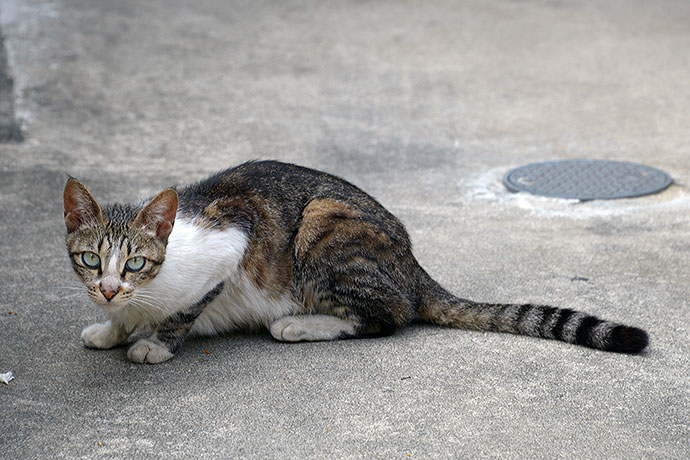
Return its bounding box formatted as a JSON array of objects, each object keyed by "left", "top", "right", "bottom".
[{"left": 64, "top": 160, "right": 649, "bottom": 363}]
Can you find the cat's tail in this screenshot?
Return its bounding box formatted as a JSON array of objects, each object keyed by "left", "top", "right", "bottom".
[{"left": 418, "top": 280, "right": 648, "bottom": 354}]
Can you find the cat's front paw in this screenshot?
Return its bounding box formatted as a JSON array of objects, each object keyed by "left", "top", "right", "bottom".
[
  {"left": 81, "top": 321, "right": 126, "bottom": 349},
  {"left": 127, "top": 339, "right": 174, "bottom": 364}
]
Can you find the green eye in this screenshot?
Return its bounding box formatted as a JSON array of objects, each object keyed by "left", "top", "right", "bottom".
[
  {"left": 125, "top": 256, "right": 146, "bottom": 272},
  {"left": 81, "top": 251, "right": 101, "bottom": 269}
]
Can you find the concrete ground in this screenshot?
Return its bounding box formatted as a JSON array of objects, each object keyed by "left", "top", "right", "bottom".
[{"left": 1, "top": 0, "right": 689, "bottom": 458}]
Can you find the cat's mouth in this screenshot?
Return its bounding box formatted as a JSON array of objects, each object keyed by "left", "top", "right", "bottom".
[
  {"left": 93, "top": 298, "right": 128, "bottom": 311},
  {"left": 89, "top": 288, "right": 133, "bottom": 310}
]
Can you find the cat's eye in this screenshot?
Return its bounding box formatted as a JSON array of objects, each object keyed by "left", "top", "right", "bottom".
[
  {"left": 125, "top": 256, "right": 146, "bottom": 272},
  {"left": 81, "top": 251, "right": 101, "bottom": 269}
]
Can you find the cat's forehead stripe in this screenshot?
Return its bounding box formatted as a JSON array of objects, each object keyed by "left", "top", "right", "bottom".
[{"left": 107, "top": 246, "right": 119, "bottom": 274}]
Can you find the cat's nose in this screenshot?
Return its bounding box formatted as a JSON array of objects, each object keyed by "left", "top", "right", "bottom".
[{"left": 100, "top": 286, "right": 120, "bottom": 301}]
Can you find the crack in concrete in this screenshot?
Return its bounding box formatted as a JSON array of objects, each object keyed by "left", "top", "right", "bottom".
[{"left": 0, "top": 28, "right": 22, "bottom": 142}]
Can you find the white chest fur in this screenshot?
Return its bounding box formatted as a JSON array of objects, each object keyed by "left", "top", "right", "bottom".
[
  {"left": 190, "top": 274, "right": 300, "bottom": 335},
  {"left": 114, "top": 217, "right": 299, "bottom": 333}
]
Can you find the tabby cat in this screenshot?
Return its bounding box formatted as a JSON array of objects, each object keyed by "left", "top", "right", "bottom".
[{"left": 64, "top": 161, "right": 648, "bottom": 363}]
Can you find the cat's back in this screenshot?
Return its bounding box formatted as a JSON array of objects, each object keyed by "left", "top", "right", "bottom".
[
  {"left": 177, "top": 161, "right": 401, "bottom": 230},
  {"left": 180, "top": 160, "right": 363, "bottom": 200}
]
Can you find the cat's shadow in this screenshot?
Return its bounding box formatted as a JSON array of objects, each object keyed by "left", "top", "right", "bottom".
[
  {"left": 76, "top": 326, "right": 415, "bottom": 393},
  {"left": 76, "top": 329, "right": 354, "bottom": 390}
]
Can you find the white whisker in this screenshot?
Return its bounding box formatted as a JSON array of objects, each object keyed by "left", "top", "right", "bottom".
[{"left": 129, "top": 294, "right": 167, "bottom": 314}]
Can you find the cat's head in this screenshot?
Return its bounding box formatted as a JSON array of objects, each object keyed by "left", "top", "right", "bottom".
[{"left": 64, "top": 179, "right": 178, "bottom": 310}]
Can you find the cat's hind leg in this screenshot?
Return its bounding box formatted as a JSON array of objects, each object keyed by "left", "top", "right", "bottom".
[
  {"left": 270, "top": 312, "right": 399, "bottom": 342},
  {"left": 270, "top": 314, "right": 357, "bottom": 342},
  {"left": 288, "top": 198, "right": 418, "bottom": 343},
  {"left": 280, "top": 256, "right": 411, "bottom": 343}
]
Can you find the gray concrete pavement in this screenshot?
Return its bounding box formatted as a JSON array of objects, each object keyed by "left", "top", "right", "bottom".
[{"left": 1, "top": 0, "right": 689, "bottom": 458}]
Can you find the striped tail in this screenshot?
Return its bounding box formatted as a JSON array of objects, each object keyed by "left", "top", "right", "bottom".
[{"left": 420, "top": 283, "right": 649, "bottom": 354}]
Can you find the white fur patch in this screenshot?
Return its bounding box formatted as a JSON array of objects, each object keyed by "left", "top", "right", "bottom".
[
  {"left": 127, "top": 339, "right": 174, "bottom": 364},
  {"left": 269, "top": 315, "right": 357, "bottom": 342},
  {"left": 110, "top": 215, "right": 300, "bottom": 335},
  {"left": 113, "top": 217, "right": 249, "bottom": 329},
  {"left": 107, "top": 245, "right": 120, "bottom": 274},
  {"left": 81, "top": 321, "right": 128, "bottom": 349},
  {"left": 191, "top": 274, "right": 299, "bottom": 335}
]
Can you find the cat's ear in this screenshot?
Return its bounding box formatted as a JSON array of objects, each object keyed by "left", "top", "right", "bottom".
[
  {"left": 64, "top": 178, "right": 104, "bottom": 233},
  {"left": 134, "top": 188, "right": 178, "bottom": 240}
]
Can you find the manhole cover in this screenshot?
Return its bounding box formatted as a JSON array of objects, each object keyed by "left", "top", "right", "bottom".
[{"left": 503, "top": 159, "right": 672, "bottom": 200}]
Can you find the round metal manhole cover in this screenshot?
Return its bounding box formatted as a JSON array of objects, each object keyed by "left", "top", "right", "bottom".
[{"left": 503, "top": 160, "right": 672, "bottom": 200}]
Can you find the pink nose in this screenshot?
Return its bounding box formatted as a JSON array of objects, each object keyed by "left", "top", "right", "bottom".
[{"left": 100, "top": 287, "right": 120, "bottom": 301}]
